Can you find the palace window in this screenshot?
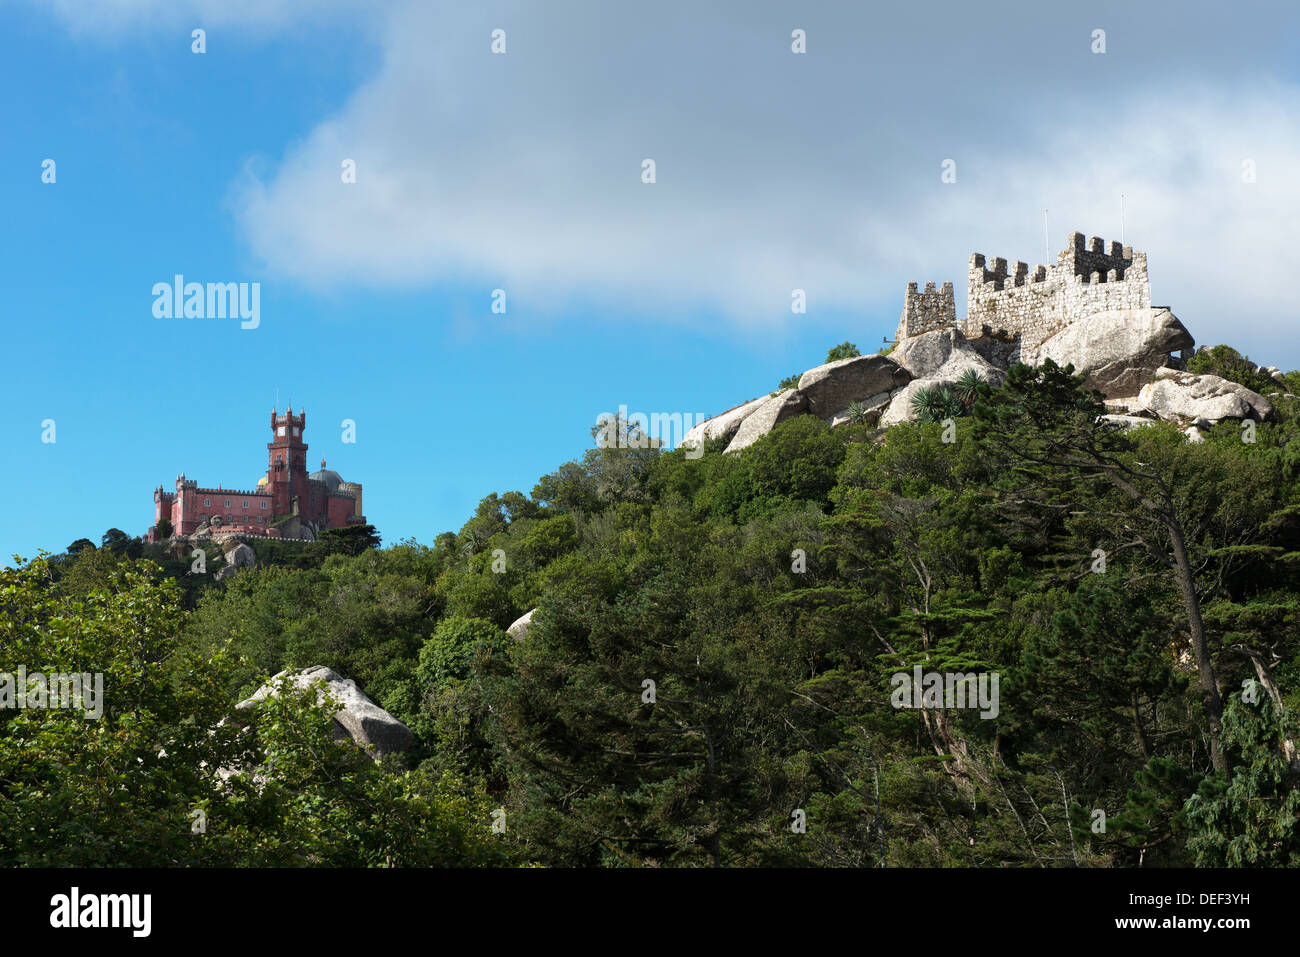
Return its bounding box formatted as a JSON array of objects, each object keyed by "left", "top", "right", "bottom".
[
  {"left": 261, "top": 501, "right": 268, "bottom": 509},
  {"left": 225, "top": 499, "right": 231, "bottom": 508},
  {"left": 204, "top": 498, "right": 211, "bottom": 506},
  {"left": 242, "top": 500, "right": 249, "bottom": 509}
]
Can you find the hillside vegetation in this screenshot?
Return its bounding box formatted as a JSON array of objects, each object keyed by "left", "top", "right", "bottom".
[{"left": 4, "top": 349, "right": 1300, "bottom": 867}]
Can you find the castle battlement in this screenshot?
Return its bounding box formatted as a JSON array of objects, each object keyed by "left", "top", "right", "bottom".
[
  {"left": 190, "top": 486, "right": 269, "bottom": 499},
  {"left": 895, "top": 279, "right": 956, "bottom": 340},
  {"left": 970, "top": 254, "right": 1052, "bottom": 291},
  {"left": 899, "top": 230, "right": 1151, "bottom": 353}
]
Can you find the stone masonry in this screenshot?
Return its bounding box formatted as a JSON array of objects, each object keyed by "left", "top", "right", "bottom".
[
  {"left": 896, "top": 231, "right": 1151, "bottom": 353},
  {"left": 896, "top": 281, "right": 957, "bottom": 339}
]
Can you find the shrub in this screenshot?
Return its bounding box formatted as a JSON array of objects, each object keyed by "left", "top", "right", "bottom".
[
  {"left": 825, "top": 341, "right": 861, "bottom": 363},
  {"left": 1185, "top": 345, "right": 1276, "bottom": 395},
  {"left": 417, "top": 616, "right": 509, "bottom": 689}
]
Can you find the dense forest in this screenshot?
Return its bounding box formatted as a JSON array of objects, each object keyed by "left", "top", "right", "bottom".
[{"left": 3, "top": 345, "right": 1299, "bottom": 867}]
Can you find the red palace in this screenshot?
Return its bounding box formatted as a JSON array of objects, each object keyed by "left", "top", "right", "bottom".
[{"left": 148, "top": 406, "right": 366, "bottom": 541}]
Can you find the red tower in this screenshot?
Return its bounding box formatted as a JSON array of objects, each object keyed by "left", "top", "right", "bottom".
[{"left": 266, "top": 406, "right": 309, "bottom": 517}]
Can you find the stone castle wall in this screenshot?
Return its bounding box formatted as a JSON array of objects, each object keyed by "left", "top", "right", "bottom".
[
  {"left": 895, "top": 281, "right": 956, "bottom": 340},
  {"left": 899, "top": 231, "right": 1151, "bottom": 353}
]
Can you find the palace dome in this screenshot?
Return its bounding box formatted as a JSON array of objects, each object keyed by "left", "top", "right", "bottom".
[{"left": 310, "top": 459, "right": 344, "bottom": 491}]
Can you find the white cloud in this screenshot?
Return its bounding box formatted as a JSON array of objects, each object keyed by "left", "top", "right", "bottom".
[
  {"left": 231, "top": 11, "right": 1300, "bottom": 352},
  {"left": 40, "top": 0, "right": 1300, "bottom": 356},
  {"left": 909, "top": 86, "right": 1300, "bottom": 356}
]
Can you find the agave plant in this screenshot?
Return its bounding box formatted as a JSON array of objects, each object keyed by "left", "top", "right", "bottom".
[
  {"left": 952, "top": 368, "right": 985, "bottom": 411},
  {"left": 911, "top": 385, "right": 963, "bottom": 423},
  {"left": 846, "top": 400, "right": 873, "bottom": 425}
]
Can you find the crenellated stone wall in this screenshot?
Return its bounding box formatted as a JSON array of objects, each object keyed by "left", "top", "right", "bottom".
[
  {"left": 895, "top": 280, "right": 956, "bottom": 340},
  {"left": 899, "top": 231, "right": 1151, "bottom": 353}
]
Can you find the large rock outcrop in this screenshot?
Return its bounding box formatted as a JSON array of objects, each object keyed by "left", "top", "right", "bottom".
[
  {"left": 878, "top": 382, "right": 929, "bottom": 427},
  {"left": 891, "top": 328, "right": 984, "bottom": 379},
  {"left": 796, "top": 354, "right": 911, "bottom": 419},
  {"left": 828, "top": 391, "right": 893, "bottom": 427},
  {"left": 236, "top": 666, "right": 413, "bottom": 759},
  {"left": 1136, "top": 369, "right": 1274, "bottom": 424},
  {"left": 682, "top": 304, "right": 1226, "bottom": 445},
  {"left": 1030, "top": 308, "right": 1194, "bottom": 397},
  {"left": 933, "top": 349, "right": 1003, "bottom": 386},
  {"left": 507, "top": 609, "right": 536, "bottom": 642},
  {"left": 683, "top": 395, "right": 768, "bottom": 449},
  {"left": 964, "top": 331, "right": 1020, "bottom": 370},
  {"left": 878, "top": 342, "right": 1003, "bottom": 427},
  {"left": 725, "top": 389, "right": 810, "bottom": 453},
  {"left": 1098, "top": 413, "right": 1160, "bottom": 431},
  {"left": 215, "top": 542, "right": 257, "bottom": 582}
]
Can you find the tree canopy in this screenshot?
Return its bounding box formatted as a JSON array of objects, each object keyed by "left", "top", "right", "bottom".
[{"left": 7, "top": 348, "right": 1300, "bottom": 867}]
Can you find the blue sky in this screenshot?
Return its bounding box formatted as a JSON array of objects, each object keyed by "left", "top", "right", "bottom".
[{"left": 4, "top": 0, "right": 1300, "bottom": 561}]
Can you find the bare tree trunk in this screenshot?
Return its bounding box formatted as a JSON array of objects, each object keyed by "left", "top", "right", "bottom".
[
  {"left": 919, "top": 708, "right": 975, "bottom": 790},
  {"left": 1167, "top": 520, "right": 1227, "bottom": 773},
  {"left": 1231, "top": 644, "right": 1299, "bottom": 774},
  {"left": 1097, "top": 463, "right": 1227, "bottom": 772},
  {"left": 1131, "top": 689, "right": 1150, "bottom": 761}
]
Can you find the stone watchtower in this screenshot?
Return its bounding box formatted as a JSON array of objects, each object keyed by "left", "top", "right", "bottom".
[
  {"left": 894, "top": 280, "right": 956, "bottom": 341},
  {"left": 266, "top": 406, "right": 309, "bottom": 517}
]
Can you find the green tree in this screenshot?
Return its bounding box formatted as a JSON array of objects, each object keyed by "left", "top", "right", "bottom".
[
  {"left": 1185, "top": 696, "right": 1300, "bottom": 865},
  {"left": 952, "top": 368, "right": 985, "bottom": 411},
  {"left": 0, "top": 554, "right": 507, "bottom": 867},
  {"left": 825, "top": 341, "right": 861, "bottom": 363},
  {"left": 1185, "top": 344, "right": 1277, "bottom": 395},
  {"left": 100, "top": 527, "right": 140, "bottom": 558},
  {"left": 973, "top": 360, "right": 1289, "bottom": 774},
  {"left": 417, "top": 616, "right": 508, "bottom": 690},
  {"left": 313, "top": 523, "right": 382, "bottom": 557}
]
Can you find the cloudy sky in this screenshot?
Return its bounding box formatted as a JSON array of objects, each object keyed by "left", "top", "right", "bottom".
[{"left": 4, "top": 0, "right": 1299, "bottom": 559}]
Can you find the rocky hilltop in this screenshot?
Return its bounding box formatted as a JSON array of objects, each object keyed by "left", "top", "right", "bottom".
[{"left": 687, "top": 232, "right": 1287, "bottom": 452}]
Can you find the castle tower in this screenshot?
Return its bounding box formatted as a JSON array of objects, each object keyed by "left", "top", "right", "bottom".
[
  {"left": 338, "top": 480, "right": 364, "bottom": 519},
  {"left": 266, "top": 405, "right": 309, "bottom": 517},
  {"left": 895, "top": 280, "right": 956, "bottom": 341}
]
